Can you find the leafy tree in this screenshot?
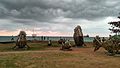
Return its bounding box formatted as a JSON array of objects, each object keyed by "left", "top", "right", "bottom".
[
  {"left": 108, "top": 14, "right": 120, "bottom": 40},
  {"left": 108, "top": 15, "right": 120, "bottom": 35}
]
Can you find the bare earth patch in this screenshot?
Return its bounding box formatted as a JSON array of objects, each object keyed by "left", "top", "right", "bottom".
[{"left": 0, "top": 43, "right": 119, "bottom": 68}]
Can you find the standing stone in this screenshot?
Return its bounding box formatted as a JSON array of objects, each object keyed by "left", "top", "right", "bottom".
[
  {"left": 13, "top": 31, "right": 30, "bottom": 49},
  {"left": 73, "top": 25, "right": 84, "bottom": 47}
]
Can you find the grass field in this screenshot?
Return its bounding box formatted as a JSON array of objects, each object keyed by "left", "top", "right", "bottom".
[{"left": 0, "top": 42, "right": 120, "bottom": 68}]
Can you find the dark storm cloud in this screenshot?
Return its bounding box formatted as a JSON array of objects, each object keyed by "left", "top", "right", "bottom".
[
  {"left": 0, "top": 0, "right": 71, "bottom": 22},
  {"left": 0, "top": 0, "right": 120, "bottom": 23},
  {"left": 0, "top": 0, "right": 120, "bottom": 36}
]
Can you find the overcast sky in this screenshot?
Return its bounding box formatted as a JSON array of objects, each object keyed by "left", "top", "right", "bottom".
[{"left": 0, "top": 0, "right": 120, "bottom": 37}]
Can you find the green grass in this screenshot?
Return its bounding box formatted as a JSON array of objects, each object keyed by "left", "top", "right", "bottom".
[
  {"left": 0, "top": 41, "right": 75, "bottom": 52},
  {"left": 0, "top": 42, "right": 120, "bottom": 68},
  {"left": 0, "top": 52, "right": 75, "bottom": 68},
  {"left": 0, "top": 43, "right": 14, "bottom": 52},
  {"left": 28, "top": 43, "right": 47, "bottom": 51},
  {"left": 0, "top": 50, "right": 120, "bottom": 68},
  {"left": 0, "top": 42, "right": 60, "bottom": 52}
]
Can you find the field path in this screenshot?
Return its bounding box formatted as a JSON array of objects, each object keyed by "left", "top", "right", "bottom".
[
  {"left": 0, "top": 47, "right": 93, "bottom": 54},
  {"left": 0, "top": 50, "right": 62, "bottom": 54},
  {"left": 0, "top": 47, "right": 120, "bottom": 68}
]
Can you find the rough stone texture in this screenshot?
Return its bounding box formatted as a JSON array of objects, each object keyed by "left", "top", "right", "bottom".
[
  {"left": 13, "top": 31, "right": 29, "bottom": 49},
  {"left": 60, "top": 40, "right": 72, "bottom": 51},
  {"left": 94, "top": 36, "right": 120, "bottom": 56},
  {"left": 73, "top": 25, "right": 84, "bottom": 47}
]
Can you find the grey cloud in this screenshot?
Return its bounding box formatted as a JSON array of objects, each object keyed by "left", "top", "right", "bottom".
[
  {"left": 0, "top": 0, "right": 119, "bottom": 36},
  {"left": 0, "top": 0, "right": 120, "bottom": 23},
  {"left": 0, "top": 0, "right": 120, "bottom": 21},
  {"left": 0, "top": 22, "right": 19, "bottom": 31},
  {"left": 12, "top": 18, "right": 36, "bottom": 25}
]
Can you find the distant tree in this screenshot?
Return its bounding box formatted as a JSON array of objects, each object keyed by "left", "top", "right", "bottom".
[{"left": 108, "top": 14, "right": 120, "bottom": 35}]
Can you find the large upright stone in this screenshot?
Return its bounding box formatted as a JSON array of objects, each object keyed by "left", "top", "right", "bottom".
[
  {"left": 13, "top": 31, "right": 29, "bottom": 49},
  {"left": 73, "top": 25, "right": 84, "bottom": 47}
]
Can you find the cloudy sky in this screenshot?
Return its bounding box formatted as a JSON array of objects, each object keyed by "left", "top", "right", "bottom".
[{"left": 0, "top": 0, "right": 120, "bottom": 37}]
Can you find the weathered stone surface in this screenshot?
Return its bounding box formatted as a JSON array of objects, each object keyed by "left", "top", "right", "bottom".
[
  {"left": 94, "top": 36, "right": 120, "bottom": 56},
  {"left": 58, "top": 39, "right": 72, "bottom": 50},
  {"left": 73, "top": 25, "right": 84, "bottom": 47},
  {"left": 59, "top": 40, "right": 72, "bottom": 51},
  {"left": 13, "top": 31, "right": 29, "bottom": 49}
]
